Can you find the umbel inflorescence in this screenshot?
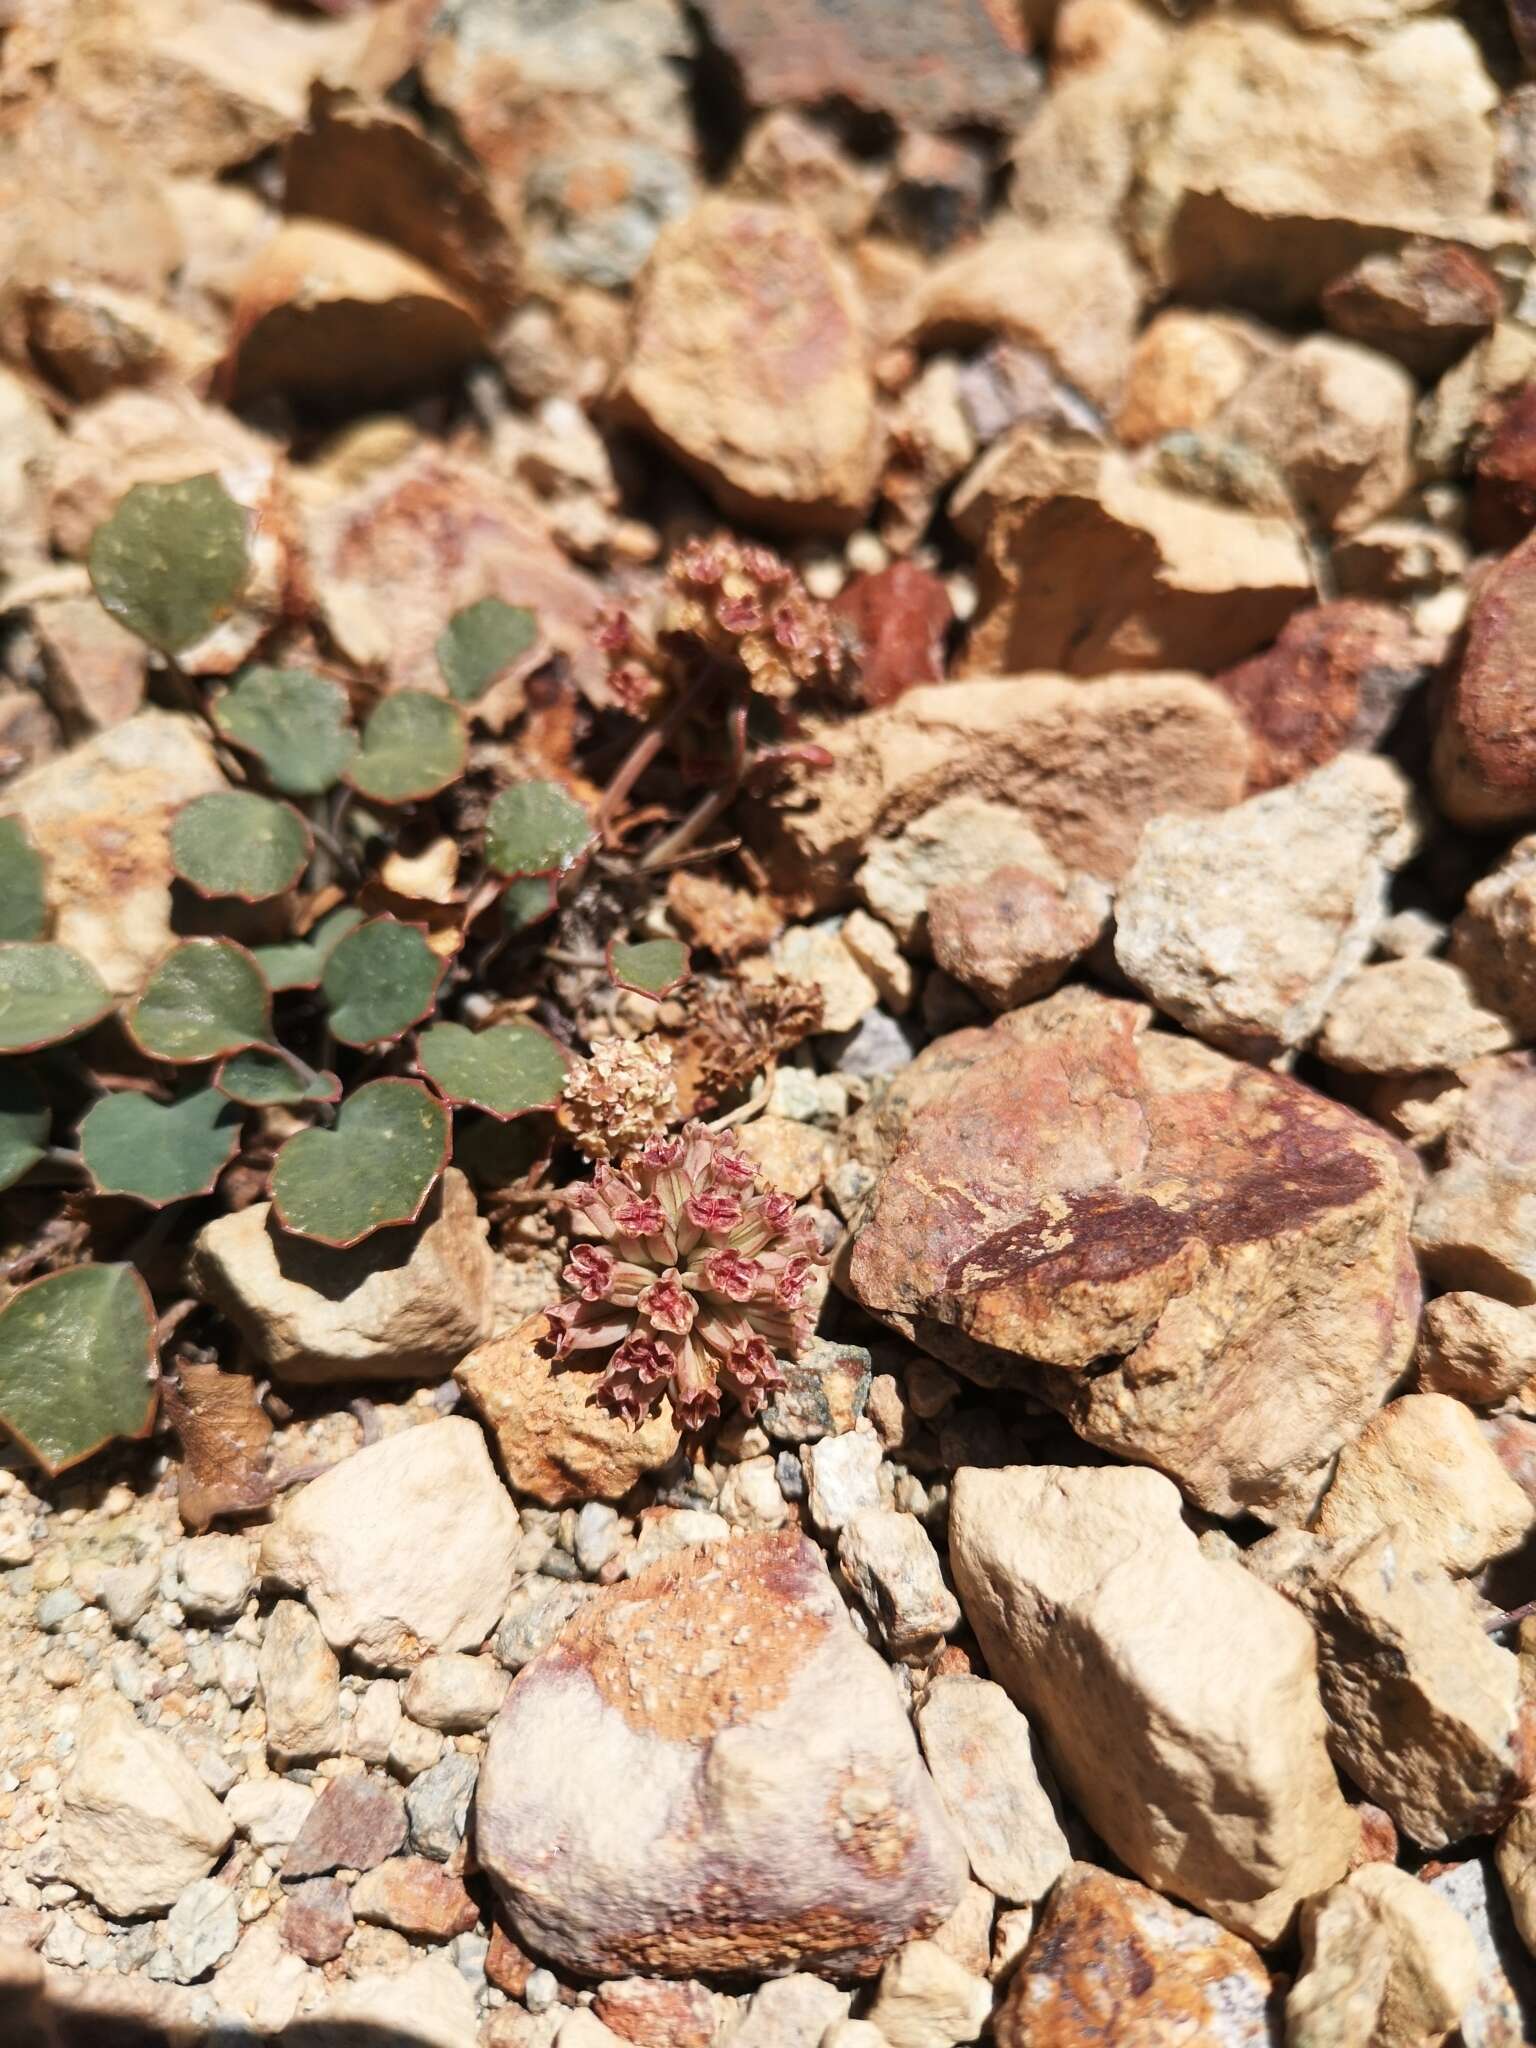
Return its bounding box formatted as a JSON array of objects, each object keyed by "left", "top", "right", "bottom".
[{"left": 544, "top": 1122, "right": 822, "bottom": 1432}]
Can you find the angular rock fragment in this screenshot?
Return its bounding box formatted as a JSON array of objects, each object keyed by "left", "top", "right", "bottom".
[
  {"left": 457, "top": 1314, "right": 681, "bottom": 1508},
  {"left": 837, "top": 1509, "right": 961, "bottom": 1657},
  {"left": 948, "top": 1464, "right": 1356, "bottom": 1944},
  {"left": 928, "top": 863, "right": 1109, "bottom": 1012},
  {"left": 1416, "top": 1293, "right": 1536, "bottom": 1408},
  {"left": 259, "top": 1599, "right": 341, "bottom": 1764},
  {"left": 995, "top": 1863, "right": 1276, "bottom": 2048},
  {"left": 58, "top": 1699, "right": 234, "bottom": 1917},
  {"left": 475, "top": 1530, "right": 968, "bottom": 1978},
  {"left": 260, "top": 1418, "right": 519, "bottom": 1670},
  {"left": 864, "top": 1939, "right": 992, "bottom": 2048},
  {"left": 1113, "top": 754, "right": 1419, "bottom": 1060},
  {"left": 1413, "top": 1055, "right": 1536, "bottom": 1302},
  {"left": 1310, "top": 1395, "right": 1533, "bottom": 1575},
  {"left": 1116, "top": 308, "right": 1277, "bottom": 449},
  {"left": 1287, "top": 1864, "right": 1480, "bottom": 2048},
  {"left": 1318, "top": 960, "right": 1511, "bottom": 1077},
  {"left": 1453, "top": 841, "right": 1536, "bottom": 1035},
  {"left": 191, "top": 1173, "right": 496, "bottom": 1384},
  {"left": 753, "top": 675, "right": 1249, "bottom": 916},
  {"left": 847, "top": 990, "right": 1418, "bottom": 1522},
  {"left": 1436, "top": 536, "right": 1536, "bottom": 829},
  {"left": 916, "top": 1676, "right": 1069, "bottom": 1907},
  {"left": 281, "top": 1772, "right": 407, "bottom": 1882},
  {"left": 1322, "top": 239, "right": 1502, "bottom": 380},
  {"left": 615, "top": 198, "right": 883, "bottom": 533}
]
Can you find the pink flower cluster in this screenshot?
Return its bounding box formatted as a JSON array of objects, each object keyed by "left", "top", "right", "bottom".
[{"left": 544, "top": 1122, "right": 821, "bottom": 1432}]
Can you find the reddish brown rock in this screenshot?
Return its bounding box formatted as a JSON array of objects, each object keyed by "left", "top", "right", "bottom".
[
  {"left": 1435, "top": 530, "right": 1536, "bottom": 827},
  {"left": 351, "top": 1856, "right": 480, "bottom": 1941},
  {"left": 845, "top": 989, "right": 1419, "bottom": 1522},
  {"left": 475, "top": 1530, "right": 967, "bottom": 1979},
  {"left": 1322, "top": 240, "right": 1502, "bottom": 380},
  {"left": 485, "top": 1920, "right": 537, "bottom": 1998},
  {"left": 615, "top": 198, "right": 883, "bottom": 533},
  {"left": 281, "top": 1878, "right": 354, "bottom": 1965},
  {"left": 456, "top": 1315, "right": 681, "bottom": 1508},
  {"left": 833, "top": 563, "right": 951, "bottom": 709},
  {"left": 1473, "top": 382, "right": 1536, "bottom": 550},
  {"left": 282, "top": 1773, "right": 407, "bottom": 1882},
  {"left": 1214, "top": 600, "right": 1428, "bottom": 794},
  {"left": 928, "top": 863, "right": 1109, "bottom": 1011},
  {"left": 695, "top": 0, "right": 1037, "bottom": 132},
  {"left": 593, "top": 1977, "right": 719, "bottom": 2047},
  {"left": 994, "top": 1863, "right": 1275, "bottom": 2048}
]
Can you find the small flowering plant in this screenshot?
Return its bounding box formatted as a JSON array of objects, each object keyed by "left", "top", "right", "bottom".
[{"left": 544, "top": 1122, "right": 822, "bottom": 1432}]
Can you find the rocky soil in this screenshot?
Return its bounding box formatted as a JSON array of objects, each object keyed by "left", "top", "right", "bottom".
[{"left": 12, "top": 1, "right": 1536, "bottom": 2047}]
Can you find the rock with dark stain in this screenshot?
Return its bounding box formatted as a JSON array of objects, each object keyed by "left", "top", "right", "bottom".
[
  {"left": 994, "top": 1862, "right": 1277, "bottom": 2046},
  {"left": 845, "top": 988, "right": 1419, "bottom": 1522},
  {"left": 1321, "top": 239, "right": 1501, "bottom": 380},
  {"left": 1435, "top": 529, "right": 1536, "bottom": 828},
  {"left": 474, "top": 1529, "right": 967, "bottom": 1979},
  {"left": 1214, "top": 600, "right": 1428, "bottom": 794},
  {"left": 1475, "top": 382, "right": 1536, "bottom": 550}
]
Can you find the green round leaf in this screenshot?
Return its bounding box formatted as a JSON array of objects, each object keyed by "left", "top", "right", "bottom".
[
  {"left": 0, "top": 944, "right": 113, "bottom": 1053},
  {"left": 0, "top": 1265, "right": 157, "bottom": 1477},
  {"left": 501, "top": 874, "right": 558, "bottom": 935},
  {"left": 346, "top": 693, "right": 467, "bottom": 804},
  {"left": 607, "top": 937, "right": 691, "bottom": 998},
  {"left": 252, "top": 906, "right": 364, "bottom": 992},
  {"left": 418, "top": 1021, "right": 570, "bottom": 1120},
  {"left": 80, "top": 1086, "right": 242, "bottom": 1206},
  {"left": 270, "top": 1078, "right": 449, "bottom": 1248},
  {"left": 127, "top": 939, "right": 271, "bottom": 1064},
  {"left": 213, "top": 666, "right": 359, "bottom": 797},
  {"left": 321, "top": 917, "right": 442, "bottom": 1047},
  {"left": 0, "top": 1068, "right": 49, "bottom": 1193},
  {"left": 170, "top": 791, "right": 311, "bottom": 902},
  {"left": 87, "top": 474, "right": 250, "bottom": 656},
  {"left": 436, "top": 598, "right": 539, "bottom": 704},
  {"left": 0, "top": 818, "right": 46, "bottom": 942},
  {"left": 214, "top": 1047, "right": 340, "bottom": 1108},
  {"left": 484, "top": 780, "right": 592, "bottom": 880}
]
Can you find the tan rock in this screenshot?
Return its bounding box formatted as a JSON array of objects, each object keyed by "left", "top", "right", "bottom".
[
  {"left": 229, "top": 218, "right": 485, "bottom": 405},
  {"left": 1288, "top": 1864, "right": 1481, "bottom": 2048},
  {"left": 1495, "top": 1800, "right": 1536, "bottom": 1957},
  {"left": 948, "top": 1464, "right": 1356, "bottom": 1944},
  {"left": 615, "top": 197, "right": 883, "bottom": 533},
  {"left": 727, "top": 110, "right": 883, "bottom": 245},
  {"left": 1133, "top": 17, "right": 1497, "bottom": 307},
  {"left": 1297, "top": 1531, "right": 1528, "bottom": 1847},
  {"left": 726, "top": 1972, "right": 849, "bottom": 2047},
  {"left": 842, "top": 908, "right": 915, "bottom": 1014},
  {"left": 1008, "top": 0, "right": 1173, "bottom": 232},
  {"left": 307, "top": 1956, "right": 480, "bottom": 2048},
  {"left": 1217, "top": 337, "right": 1415, "bottom": 538},
  {"left": 475, "top": 1530, "right": 968, "bottom": 1978},
  {"left": 260, "top": 1418, "right": 520, "bottom": 1670},
  {"left": 905, "top": 223, "right": 1140, "bottom": 411},
  {"left": 1453, "top": 837, "right": 1536, "bottom": 1030},
  {"left": 964, "top": 454, "right": 1313, "bottom": 679},
  {"left": 916, "top": 1675, "right": 1070, "bottom": 1906},
  {"left": 402, "top": 1653, "right": 510, "bottom": 1733},
  {"left": 750, "top": 675, "right": 1249, "bottom": 916},
  {"left": 57, "top": 1698, "right": 235, "bottom": 1917},
  {"left": 928, "top": 862, "right": 1109, "bottom": 1011},
  {"left": 994, "top": 1862, "right": 1275, "bottom": 2048},
  {"left": 259, "top": 1599, "right": 341, "bottom": 1764},
  {"left": 1413, "top": 1054, "right": 1536, "bottom": 1302},
  {"left": 456, "top": 1314, "right": 681, "bottom": 1508},
  {"left": 1318, "top": 959, "right": 1511, "bottom": 1076},
  {"left": 189, "top": 1172, "right": 496, "bottom": 1384},
  {"left": 857, "top": 799, "right": 1064, "bottom": 954},
  {"left": 25, "top": 279, "right": 220, "bottom": 401},
  {"left": 838, "top": 1509, "right": 962, "bottom": 1658},
  {"left": 737, "top": 1116, "right": 838, "bottom": 1202},
  {"left": 0, "top": 367, "right": 60, "bottom": 583},
  {"left": 1113, "top": 754, "right": 1420, "bottom": 1060},
  {"left": 1416, "top": 1293, "right": 1536, "bottom": 1407},
  {"left": 764, "top": 921, "right": 878, "bottom": 1033},
  {"left": 846, "top": 991, "right": 1419, "bottom": 1523},
  {"left": 1311, "top": 1394, "right": 1533, "bottom": 1575},
  {"left": 864, "top": 1939, "right": 992, "bottom": 2048},
  {"left": 1115, "top": 309, "right": 1278, "bottom": 449},
  {"left": 1417, "top": 319, "right": 1536, "bottom": 482},
  {"left": 33, "top": 594, "right": 146, "bottom": 736},
  {"left": 0, "top": 709, "right": 224, "bottom": 998}
]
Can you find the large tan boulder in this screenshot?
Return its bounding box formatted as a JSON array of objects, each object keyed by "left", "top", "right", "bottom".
[
  {"left": 614, "top": 197, "right": 883, "bottom": 533},
  {"left": 475, "top": 1530, "right": 968, "bottom": 1979},
  {"left": 949, "top": 1464, "right": 1357, "bottom": 1945},
  {"left": 747, "top": 674, "right": 1249, "bottom": 915},
  {"left": 1132, "top": 16, "right": 1497, "bottom": 307},
  {"left": 845, "top": 989, "right": 1419, "bottom": 1523}
]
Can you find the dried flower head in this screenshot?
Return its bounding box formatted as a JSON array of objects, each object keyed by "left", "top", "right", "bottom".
[
  {"left": 677, "top": 974, "right": 824, "bottom": 1114},
  {"left": 544, "top": 1122, "right": 822, "bottom": 1432},
  {"left": 558, "top": 1036, "right": 678, "bottom": 1161}
]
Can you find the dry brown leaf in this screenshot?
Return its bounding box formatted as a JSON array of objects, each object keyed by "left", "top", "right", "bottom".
[{"left": 162, "top": 1362, "right": 273, "bottom": 1533}]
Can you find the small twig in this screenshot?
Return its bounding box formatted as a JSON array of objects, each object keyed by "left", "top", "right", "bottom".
[
  {"left": 706, "top": 1061, "right": 775, "bottom": 1132},
  {"left": 637, "top": 783, "right": 735, "bottom": 872},
  {"left": 542, "top": 947, "right": 605, "bottom": 972},
  {"left": 1485, "top": 1597, "right": 1536, "bottom": 1634}
]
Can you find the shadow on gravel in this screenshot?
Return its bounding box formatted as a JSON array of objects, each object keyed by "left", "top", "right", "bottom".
[{"left": 8, "top": 1989, "right": 467, "bottom": 2048}]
